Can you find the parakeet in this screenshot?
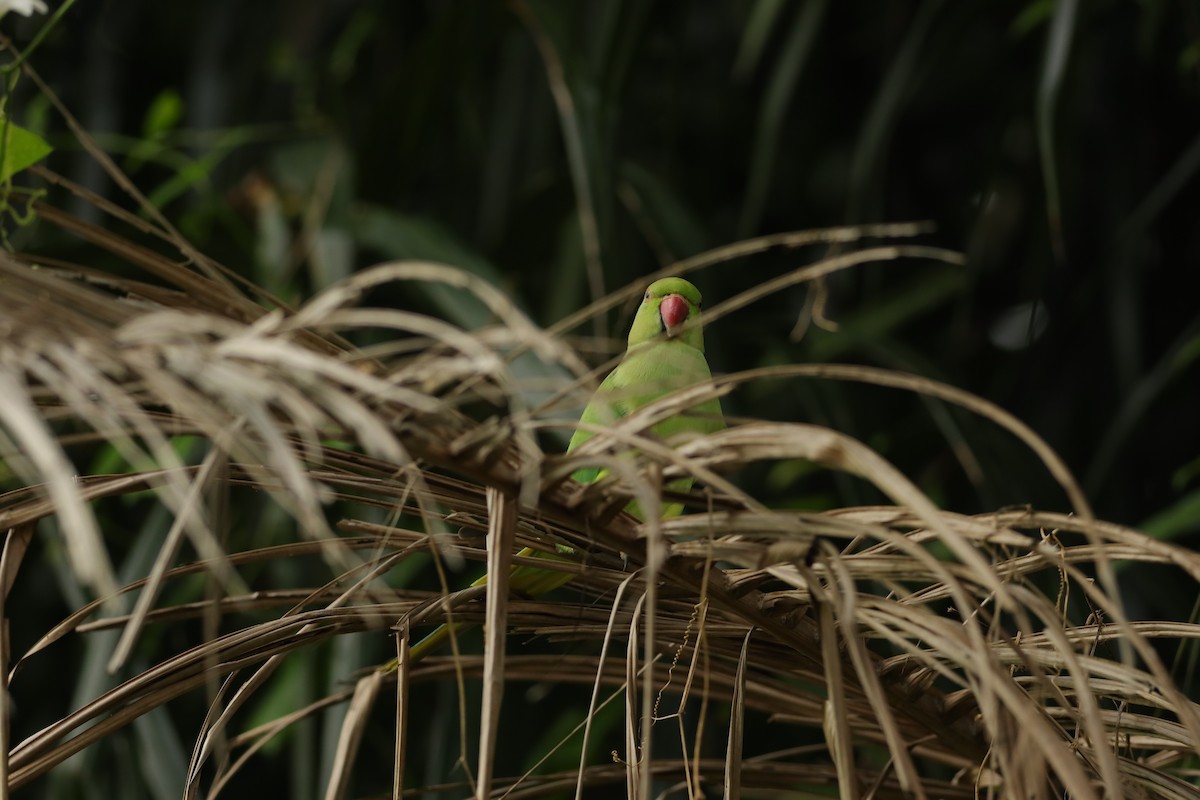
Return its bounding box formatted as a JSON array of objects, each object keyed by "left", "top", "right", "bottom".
[{"left": 397, "top": 276, "right": 723, "bottom": 664}]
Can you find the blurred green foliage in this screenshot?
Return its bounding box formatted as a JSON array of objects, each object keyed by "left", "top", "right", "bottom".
[{"left": 5, "top": 1, "right": 1200, "bottom": 796}]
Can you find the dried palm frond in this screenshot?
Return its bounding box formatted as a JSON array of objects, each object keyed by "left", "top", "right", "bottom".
[{"left": 2, "top": 178, "right": 1199, "bottom": 800}]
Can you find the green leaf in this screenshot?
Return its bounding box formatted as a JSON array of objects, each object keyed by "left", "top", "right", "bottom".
[
  {"left": 805, "top": 268, "right": 967, "bottom": 362},
  {"left": 733, "top": 0, "right": 789, "bottom": 77},
  {"left": 1, "top": 120, "right": 53, "bottom": 181},
  {"left": 142, "top": 89, "right": 184, "bottom": 138},
  {"left": 619, "top": 160, "right": 712, "bottom": 260},
  {"left": 1140, "top": 490, "right": 1200, "bottom": 542},
  {"left": 1011, "top": 0, "right": 1054, "bottom": 37},
  {"left": 353, "top": 203, "right": 506, "bottom": 329}
]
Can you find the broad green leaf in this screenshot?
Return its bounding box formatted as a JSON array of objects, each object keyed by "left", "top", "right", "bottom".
[{"left": 1, "top": 119, "right": 53, "bottom": 181}]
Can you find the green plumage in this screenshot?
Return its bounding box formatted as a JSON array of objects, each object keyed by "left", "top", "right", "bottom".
[
  {"left": 396, "top": 277, "right": 723, "bottom": 665},
  {"left": 565, "top": 276, "right": 724, "bottom": 514}
]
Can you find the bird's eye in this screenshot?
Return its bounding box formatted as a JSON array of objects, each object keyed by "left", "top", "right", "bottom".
[{"left": 644, "top": 291, "right": 650, "bottom": 300}]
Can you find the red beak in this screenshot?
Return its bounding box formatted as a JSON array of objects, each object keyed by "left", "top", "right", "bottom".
[{"left": 659, "top": 294, "right": 689, "bottom": 333}]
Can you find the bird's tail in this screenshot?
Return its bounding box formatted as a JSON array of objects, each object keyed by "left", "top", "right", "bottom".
[
  {"left": 377, "top": 622, "right": 458, "bottom": 673},
  {"left": 377, "top": 546, "right": 575, "bottom": 673}
]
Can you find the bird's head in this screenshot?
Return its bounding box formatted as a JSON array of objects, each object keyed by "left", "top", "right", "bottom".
[{"left": 628, "top": 277, "right": 705, "bottom": 352}]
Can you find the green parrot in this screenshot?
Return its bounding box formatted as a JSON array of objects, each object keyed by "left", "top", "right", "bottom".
[{"left": 395, "top": 276, "right": 723, "bottom": 665}]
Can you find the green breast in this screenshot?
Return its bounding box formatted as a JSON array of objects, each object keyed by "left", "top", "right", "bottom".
[{"left": 566, "top": 339, "right": 724, "bottom": 496}]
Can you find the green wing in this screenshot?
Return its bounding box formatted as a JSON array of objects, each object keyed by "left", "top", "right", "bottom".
[{"left": 566, "top": 337, "right": 723, "bottom": 517}]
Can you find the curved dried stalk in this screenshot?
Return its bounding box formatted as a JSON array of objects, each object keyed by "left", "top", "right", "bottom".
[{"left": 2, "top": 201, "right": 1199, "bottom": 799}]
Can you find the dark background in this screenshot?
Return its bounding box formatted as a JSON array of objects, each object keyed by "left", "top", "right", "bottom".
[{"left": 8, "top": 1, "right": 1200, "bottom": 796}]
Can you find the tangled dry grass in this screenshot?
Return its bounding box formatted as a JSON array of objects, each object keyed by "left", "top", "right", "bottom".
[{"left": 3, "top": 170, "right": 1200, "bottom": 800}]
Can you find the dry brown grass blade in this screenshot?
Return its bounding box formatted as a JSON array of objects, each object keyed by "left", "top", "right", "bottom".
[
  {"left": 7, "top": 203, "right": 1200, "bottom": 798},
  {"left": 0, "top": 525, "right": 31, "bottom": 800},
  {"left": 29, "top": 205, "right": 252, "bottom": 315},
  {"left": 393, "top": 625, "right": 411, "bottom": 800},
  {"left": 0, "top": 368, "right": 118, "bottom": 599},
  {"left": 478, "top": 488, "right": 517, "bottom": 800},
  {"left": 9, "top": 603, "right": 408, "bottom": 791},
  {"left": 624, "top": 593, "right": 644, "bottom": 799},
  {"left": 185, "top": 539, "right": 431, "bottom": 792},
  {"left": 572, "top": 572, "right": 640, "bottom": 800},
  {"left": 11, "top": 536, "right": 381, "bottom": 674},
  {"left": 494, "top": 668, "right": 633, "bottom": 800},
  {"left": 0, "top": 252, "right": 135, "bottom": 328},
  {"left": 108, "top": 445, "right": 230, "bottom": 672},
  {"left": 509, "top": 0, "right": 606, "bottom": 339},
  {"left": 545, "top": 222, "right": 938, "bottom": 343},
  {"left": 15, "top": 53, "right": 240, "bottom": 294},
  {"left": 206, "top": 687, "right": 358, "bottom": 797},
  {"left": 527, "top": 239, "right": 959, "bottom": 432},
  {"left": 322, "top": 670, "right": 384, "bottom": 800},
  {"left": 826, "top": 552, "right": 923, "bottom": 799},
  {"left": 0, "top": 524, "right": 32, "bottom": 604},
  {"left": 26, "top": 165, "right": 311, "bottom": 320},
  {"left": 722, "top": 629, "right": 751, "bottom": 800},
  {"left": 817, "top": 587, "right": 860, "bottom": 800},
  {"left": 678, "top": 423, "right": 1006, "bottom": 596},
  {"left": 674, "top": 586, "right": 713, "bottom": 799},
  {"left": 715, "top": 363, "right": 1091, "bottom": 518},
  {"left": 698, "top": 245, "right": 964, "bottom": 334}
]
